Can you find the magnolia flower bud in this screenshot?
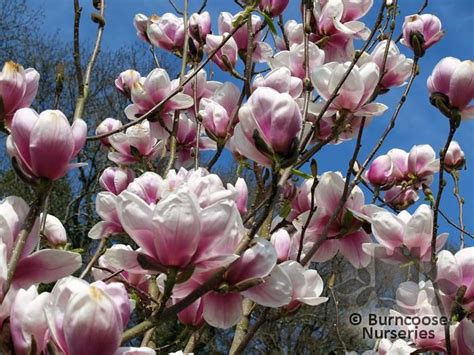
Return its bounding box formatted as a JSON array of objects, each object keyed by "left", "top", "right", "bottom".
[
  {"left": 401, "top": 14, "right": 444, "bottom": 57},
  {"left": 365, "top": 155, "right": 394, "bottom": 187},
  {"left": 427, "top": 57, "right": 474, "bottom": 121},
  {"left": 444, "top": 141, "right": 466, "bottom": 171},
  {"left": 96, "top": 118, "right": 123, "bottom": 147},
  {"left": 115, "top": 70, "right": 141, "bottom": 99},
  {"left": 133, "top": 13, "right": 149, "bottom": 43},
  {"left": 100, "top": 167, "right": 136, "bottom": 195},
  {"left": 7, "top": 109, "right": 86, "bottom": 181},
  {"left": 42, "top": 214, "right": 68, "bottom": 246},
  {"left": 204, "top": 34, "right": 238, "bottom": 72},
  {"left": 0, "top": 61, "right": 40, "bottom": 127},
  {"left": 189, "top": 11, "right": 211, "bottom": 43}
]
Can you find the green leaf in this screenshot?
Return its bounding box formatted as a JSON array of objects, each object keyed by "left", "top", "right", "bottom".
[
  {"left": 291, "top": 169, "right": 313, "bottom": 180},
  {"left": 260, "top": 11, "right": 277, "bottom": 34}
]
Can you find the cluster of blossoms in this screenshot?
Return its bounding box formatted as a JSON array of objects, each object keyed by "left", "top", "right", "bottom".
[{"left": 0, "top": 0, "right": 473, "bottom": 354}]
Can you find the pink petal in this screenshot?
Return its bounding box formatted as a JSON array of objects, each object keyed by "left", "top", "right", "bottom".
[{"left": 202, "top": 291, "right": 243, "bottom": 329}]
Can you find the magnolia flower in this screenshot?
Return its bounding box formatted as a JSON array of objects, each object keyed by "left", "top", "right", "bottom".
[
  {"left": 363, "top": 40, "right": 414, "bottom": 89},
  {"left": 107, "top": 120, "right": 162, "bottom": 165},
  {"left": 45, "top": 277, "right": 131, "bottom": 355},
  {"left": 436, "top": 247, "right": 474, "bottom": 314},
  {"left": 383, "top": 185, "right": 419, "bottom": 211},
  {"left": 204, "top": 33, "right": 239, "bottom": 72},
  {"left": 401, "top": 14, "right": 444, "bottom": 56},
  {"left": 271, "top": 229, "right": 291, "bottom": 262},
  {"left": 393, "top": 281, "right": 448, "bottom": 351},
  {"left": 218, "top": 12, "right": 262, "bottom": 50},
  {"left": 0, "top": 61, "right": 39, "bottom": 127},
  {"left": 427, "top": 57, "right": 474, "bottom": 120},
  {"left": 311, "top": 0, "right": 373, "bottom": 62},
  {"left": 117, "top": 187, "right": 241, "bottom": 270},
  {"left": 99, "top": 167, "right": 136, "bottom": 195},
  {"left": 96, "top": 118, "right": 123, "bottom": 147},
  {"left": 362, "top": 204, "right": 448, "bottom": 263},
  {"left": 453, "top": 319, "right": 474, "bottom": 355},
  {"left": 199, "top": 82, "right": 240, "bottom": 139},
  {"left": 133, "top": 13, "right": 149, "bottom": 43},
  {"left": 287, "top": 178, "right": 314, "bottom": 222},
  {"left": 259, "top": 0, "right": 289, "bottom": 17},
  {"left": 189, "top": 11, "right": 211, "bottom": 43},
  {"left": 231, "top": 87, "right": 302, "bottom": 167},
  {"left": 127, "top": 68, "right": 193, "bottom": 118},
  {"left": 279, "top": 261, "right": 328, "bottom": 311},
  {"left": 10, "top": 286, "right": 50, "bottom": 355},
  {"left": 42, "top": 214, "right": 68, "bottom": 246},
  {"left": 0, "top": 196, "right": 81, "bottom": 300},
  {"left": 295, "top": 172, "right": 372, "bottom": 268},
  {"left": 88, "top": 192, "right": 123, "bottom": 239},
  {"left": 310, "top": 62, "right": 387, "bottom": 119},
  {"left": 252, "top": 67, "right": 303, "bottom": 98},
  {"left": 365, "top": 154, "right": 393, "bottom": 187},
  {"left": 7, "top": 109, "right": 87, "bottom": 181},
  {"left": 444, "top": 141, "right": 466, "bottom": 171},
  {"left": 173, "top": 238, "right": 292, "bottom": 329},
  {"left": 92, "top": 244, "right": 150, "bottom": 292},
  {"left": 270, "top": 42, "right": 325, "bottom": 79},
  {"left": 115, "top": 69, "right": 141, "bottom": 99},
  {"left": 231, "top": 178, "right": 248, "bottom": 215},
  {"left": 147, "top": 13, "right": 185, "bottom": 51}
]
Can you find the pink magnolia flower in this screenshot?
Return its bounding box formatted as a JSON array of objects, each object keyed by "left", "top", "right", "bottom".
[
  {"left": 204, "top": 33, "right": 239, "bottom": 72},
  {"left": 0, "top": 61, "right": 39, "bottom": 127},
  {"left": 362, "top": 204, "right": 448, "bottom": 263},
  {"left": 252, "top": 67, "right": 303, "bottom": 99},
  {"left": 311, "top": 0, "right": 373, "bottom": 62},
  {"left": 270, "top": 42, "right": 325, "bottom": 80},
  {"left": 279, "top": 261, "right": 328, "bottom": 311},
  {"left": 42, "top": 214, "right": 68, "bottom": 246},
  {"left": 88, "top": 192, "right": 123, "bottom": 239},
  {"left": 117, "top": 184, "right": 244, "bottom": 271},
  {"left": 92, "top": 244, "right": 150, "bottom": 292},
  {"left": 133, "top": 13, "right": 149, "bottom": 43},
  {"left": 10, "top": 286, "right": 50, "bottom": 355},
  {"left": 230, "top": 87, "right": 302, "bottom": 167},
  {"left": 383, "top": 185, "right": 419, "bottom": 211},
  {"left": 179, "top": 69, "right": 223, "bottom": 108},
  {"left": 127, "top": 68, "right": 193, "bottom": 118},
  {"left": 45, "top": 277, "right": 131, "bottom": 355},
  {"left": 271, "top": 229, "right": 291, "bottom": 262},
  {"left": 427, "top": 57, "right": 474, "bottom": 120},
  {"left": 453, "top": 318, "right": 474, "bottom": 355},
  {"left": 96, "top": 118, "right": 122, "bottom": 147},
  {"left": 365, "top": 154, "right": 393, "bottom": 187},
  {"left": 295, "top": 172, "right": 372, "bottom": 268},
  {"left": 189, "top": 11, "right": 211, "bottom": 43},
  {"left": 230, "top": 178, "right": 248, "bottom": 216},
  {"left": 0, "top": 196, "right": 82, "bottom": 300},
  {"left": 7, "top": 109, "right": 87, "bottom": 181},
  {"left": 362, "top": 40, "right": 414, "bottom": 89},
  {"left": 436, "top": 247, "right": 474, "bottom": 314},
  {"left": 287, "top": 178, "right": 315, "bottom": 222},
  {"left": 310, "top": 61, "right": 387, "bottom": 118},
  {"left": 115, "top": 69, "right": 141, "bottom": 99},
  {"left": 100, "top": 167, "right": 136, "bottom": 195},
  {"left": 107, "top": 120, "right": 163, "bottom": 165},
  {"left": 276, "top": 20, "right": 304, "bottom": 50},
  {"left": 444, "top": 141, "right": 466, "bottom": 171},
  {"left": 259, "top": 0, "right": 289, "bottom": 17},
  {"left": 174, "top": 238, "right": 292, "bottom": 329},
  {"left": 393, "top": 280, "right": 448, "bottom": 351},
  {"left": 199, "top": 82, "right": 240, "bottom": 139},
  {"left": 147, "top": 13, "right": 185, "bottom": 52},
  {"left": 218, "top": 12, "right": 262, "bottom": 50},
  {"left": 401, "top": 14, "right": 444, "bottom": 56}
]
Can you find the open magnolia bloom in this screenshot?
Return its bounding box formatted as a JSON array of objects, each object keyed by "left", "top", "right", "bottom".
[
  {"left": 291, "top": 172, "right": 373, "bottom": 269},
  {"left": 362, "top": 204, "right": 448, "bottom": 264},
  {"left": 0, "top": 61, "right": 40, "bottom": 127},
  {"left": 436, "top": 247, "right": 474, "bottom": 315},
  {"left": 0, "top": 196, "right": 81, "bottom": 302}
]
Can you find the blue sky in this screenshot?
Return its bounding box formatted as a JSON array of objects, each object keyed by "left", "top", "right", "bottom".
[{"left": 26, "top": 0, "right": 474, "bottom": 246}]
